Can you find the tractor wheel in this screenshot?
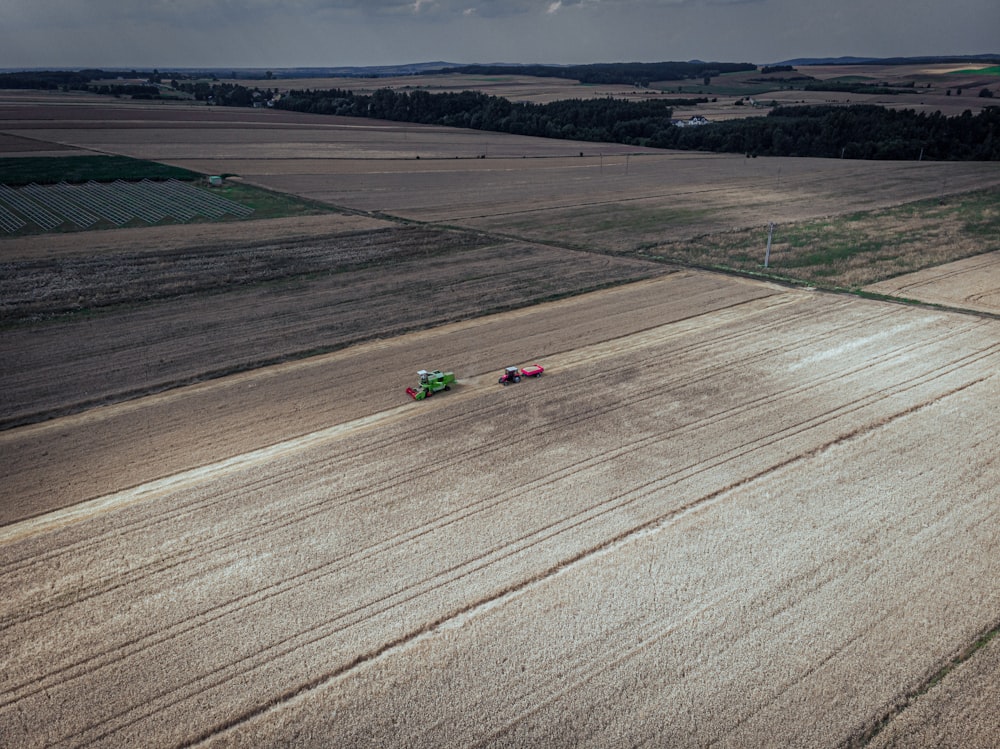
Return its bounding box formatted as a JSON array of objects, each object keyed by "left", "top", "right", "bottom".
[
  {"left": 500, "top": 377, "right": 507, "bottom": 385},
  {"left": 444, "top": 386, "right": 450, "bottom": 391},
  {"left": 514, "top": 376, "right": 521, "bottom": 383}
]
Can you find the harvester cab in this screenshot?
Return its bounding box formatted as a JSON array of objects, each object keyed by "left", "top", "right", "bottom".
[{"left": 406, "top": 369, "right": 456, "bottom": 400}]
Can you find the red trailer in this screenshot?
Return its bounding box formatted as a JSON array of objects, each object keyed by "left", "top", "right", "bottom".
[{"left": 498, "top": 364, "right": 544, "bottom": 385}]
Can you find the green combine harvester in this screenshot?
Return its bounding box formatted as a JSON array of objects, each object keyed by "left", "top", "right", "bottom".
[{"left": 406, "top": 369, "right": 456, "bottom": 400}]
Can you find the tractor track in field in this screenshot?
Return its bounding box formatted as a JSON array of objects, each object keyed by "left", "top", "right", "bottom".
[
  {"left": 4, "top": 287, "right": 999, "bottom": 748},
  {"left": 0, "top": 279, "right": 783, "bottom": 532},
  {"left": 2, "top": 292, "right": 992, "bottom": 592},
  {"left": 185, "top": 365, "right": 993, "bottom": 748},
  {"left": 5, "top": 96, "right": 1000, "bottom": 748}
]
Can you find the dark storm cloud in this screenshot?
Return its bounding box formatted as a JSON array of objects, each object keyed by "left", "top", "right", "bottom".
[{"left": 2, "top": 0, "right": 997, "bottom": 69}]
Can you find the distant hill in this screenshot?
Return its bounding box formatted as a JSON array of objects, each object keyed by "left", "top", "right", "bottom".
[
  {"left": 0, "top": 63, "right": 468, "bottom": 78},
  {"left": 5, "top": 56, "right": 999, "bottom": 79},
  {"left": 773, "top": 54, "right": 1000, "bottom": 66},
  {"left": 235, "top": 62, "right": 467, "bottom": 78}
]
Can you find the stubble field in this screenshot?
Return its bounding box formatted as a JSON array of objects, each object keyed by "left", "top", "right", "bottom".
[
  {"left": 2, "top": 93, "right": 1000, "bottom": 747},
  {"left": 2, "top": 274, "right": 999, "bottom": 747}
]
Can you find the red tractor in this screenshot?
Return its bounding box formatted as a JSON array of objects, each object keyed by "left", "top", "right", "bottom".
[{"left": 498, "top": 364, "right": 544, "bottom": 385}]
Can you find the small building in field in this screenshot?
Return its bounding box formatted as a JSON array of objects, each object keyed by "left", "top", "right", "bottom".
[{"left": 671, "top": 115, "right": 710, "bottom": 127}]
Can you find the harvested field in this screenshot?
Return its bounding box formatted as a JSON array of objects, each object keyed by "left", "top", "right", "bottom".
[
  {"left": 2, "top": 89, "right": 999, "bottom": 746},
  {"left": 0, "top": 212, "right": 393, "bottom": 260},
  {"left": 0, "top": 132, "right": 80, "bottom": 153},
  {"left": 0, "top": 226, "right": 667, "bottom": 430},
  {"left": 866, "top": 249, "right": 1000, "bottom": 315},
  {"left": 868, "top": 634, "right": 1000, "bottom": 748},
  {"left": 2, "top": 274, "right": 999, "bottom": 747}
]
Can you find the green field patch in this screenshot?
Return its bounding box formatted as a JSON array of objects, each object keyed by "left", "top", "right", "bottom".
[
  {"left": 205, "top": 181, "right": 336, "bottom": 222},
  {"left": 0, "top": 155, "right": 200, "bottom": 186},
  {"left": 0, "top": 175, "right": 336, "bottom": 236},
  {"left": 948, "top": 66, "right": 1000, "bottom": 76}
]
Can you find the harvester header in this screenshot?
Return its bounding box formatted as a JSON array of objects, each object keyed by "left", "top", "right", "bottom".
[{"left": 406, "top": 369, "right": 456, "bottom": 400}]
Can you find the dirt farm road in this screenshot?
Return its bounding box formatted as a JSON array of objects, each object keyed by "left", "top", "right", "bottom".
[{"left": 2, "top": 272, "right": 999, "bottom": 747}]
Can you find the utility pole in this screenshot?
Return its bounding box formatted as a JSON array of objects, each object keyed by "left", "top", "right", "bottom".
[{"left": 764, "top": 222, "right": 774, "bottom": 268}]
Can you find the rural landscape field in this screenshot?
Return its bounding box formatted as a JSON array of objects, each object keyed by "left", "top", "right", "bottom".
[{"left": 2, "top": 77, "right": 999, "bottom": 748}]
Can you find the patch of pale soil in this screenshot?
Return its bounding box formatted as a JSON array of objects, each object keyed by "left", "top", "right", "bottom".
[
  {"left": 865, "top": 250, "right": 1000, "bottom": 315},
  {"left": 1, "top": 283, "right": 998, "bottom": 748}
]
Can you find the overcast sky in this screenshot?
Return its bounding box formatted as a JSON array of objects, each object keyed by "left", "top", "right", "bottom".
[{"left": 2, "top": 0, "right": 997, "bottom": 70}]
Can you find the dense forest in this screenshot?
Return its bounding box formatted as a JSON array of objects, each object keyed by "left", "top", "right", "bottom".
[
  {"left": 274, "top": 87, "right": 1000, "bottom": 160},
  {"left": 650, "top": 105, "right": 999, "bottom": 160},
  {"left": 276, "top": 87, "right": 706, "bottom": 142}
]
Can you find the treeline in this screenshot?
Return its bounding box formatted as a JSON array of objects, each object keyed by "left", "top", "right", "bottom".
[
  {"left": 0, "top": 70, "right": 97, "bottom": 90},
  {"left": 648, "top": 105, "right": 1000, "bottom": 160},
  {"left": 90, "top": 84, "right": 161, "bottom": 98},
  {"left": 7, "top": 69, "right": 997, "bottom": 160},
  {"left": 802, "top": 81, "right": 915, "bottom": 95},
  {"left": 439, "top": 61, "right": 756, "bottom": 86},
  {"left": 274, "top": 88, "right": 999, "bottom": 160},
  {"left": 276, "top": 87, "right": 686, "bottom": 142},
  {"left": 0, "top": 68, "right": 223, "bottom": 92}
]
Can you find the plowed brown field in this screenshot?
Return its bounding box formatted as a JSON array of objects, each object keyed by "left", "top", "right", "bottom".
[{"left": 2, "top": 273, "right": 998, "bottom": 748}]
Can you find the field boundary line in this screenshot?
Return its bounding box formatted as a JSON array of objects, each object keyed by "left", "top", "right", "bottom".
[
  {"left": 0, "top": 274, "right": 679, "bottom": 438},
  {"left": 0, "top": 288, "right": 802, "bottom": 543},
  {"left": 0, "top": 272, "right": 785, "bottom": 439}
]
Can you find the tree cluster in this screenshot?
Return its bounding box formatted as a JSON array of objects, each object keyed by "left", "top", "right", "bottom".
[
  {"left": 802, "top": 81, "right": 914, "bottom": 95},
  {"left": 89, "top": 84, "right": 161, "bottom": 98},
  {"left": 273, "top": 88, "right": 998, "bottom": 160},
  {"left": 6, "top": 68, "right": 996, "bottom": 161},
  {"left": 649, "top": 105, "right": 1000, "bottom": 160},
  {"left": 275, "top": 87, "right": 680, "bottom": 144},
  {"left": 0, "top": 70, "right": 94, "bottom": 90}
]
